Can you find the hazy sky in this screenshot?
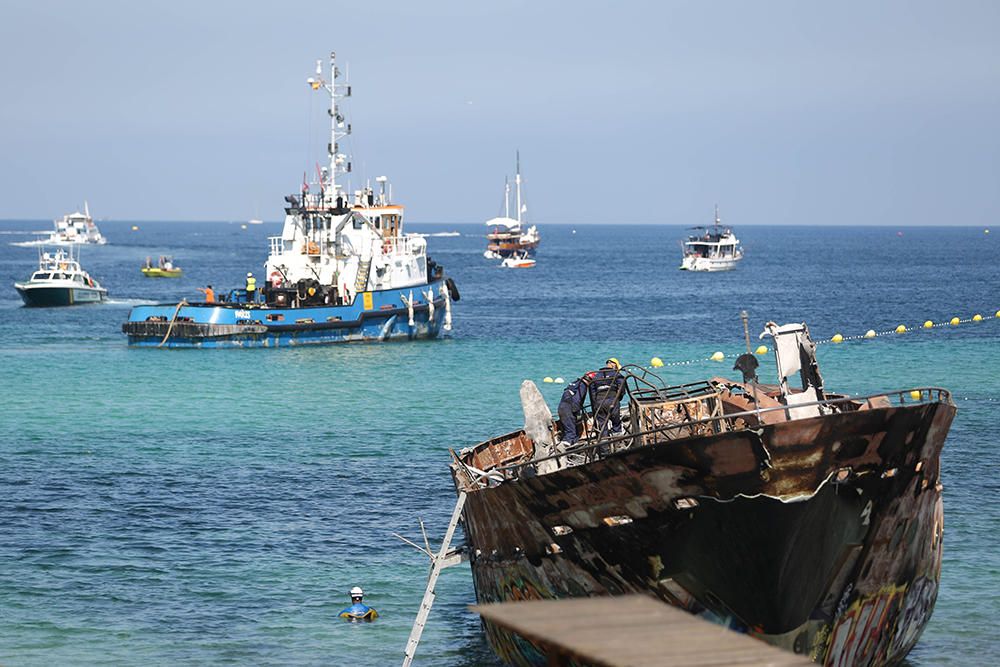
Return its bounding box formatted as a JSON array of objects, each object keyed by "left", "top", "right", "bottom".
[{"left": 1, "top": 1, "right": 997, "bottom": 225}]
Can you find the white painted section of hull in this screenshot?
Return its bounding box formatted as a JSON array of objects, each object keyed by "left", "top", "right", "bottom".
[{"left": 679, "top": 255, "right": 742, "bottom": 272}]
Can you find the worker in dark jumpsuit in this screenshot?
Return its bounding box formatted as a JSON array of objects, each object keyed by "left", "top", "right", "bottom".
[
  {"left": 588, "top": 358, "right": 625, "bottom": 437},
  {"left": 557, "top": 373, "right": 594, "bottom": 446}
]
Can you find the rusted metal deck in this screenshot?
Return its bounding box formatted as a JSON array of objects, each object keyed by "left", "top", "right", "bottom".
[{"left": 472, "top": 595, "right": 814, "bottom": 667}]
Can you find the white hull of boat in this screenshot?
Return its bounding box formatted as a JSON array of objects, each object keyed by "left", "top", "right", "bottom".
[{"left": 680, "top": 255, "right": 742, "bottom": 272}]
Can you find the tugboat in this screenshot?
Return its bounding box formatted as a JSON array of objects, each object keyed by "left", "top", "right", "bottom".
[
  {"left": 448, "top": 322, "right": 953, "bottom": 666},
  {"left": 14, "top": 246, "right": 107, "bottom": 306},
  {"left": 679, "top": 205, "right": 743, "bottom": 271},
  {"left": 484, "top": 153, "right": 539, "bottom": 259},
  {"left": 20, "top": 202, "right": 107, "bottom": 246},
  {"left": 122, "top": 52, "right": 458, "bottom": 349}
]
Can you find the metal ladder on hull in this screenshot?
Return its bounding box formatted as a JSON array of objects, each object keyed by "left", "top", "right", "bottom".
[
  {"left": 354, "top": 258, "right": 372, "bottom": 293},
  {"left": 401, "top": 491, "right": 467, "bottom": 667}
]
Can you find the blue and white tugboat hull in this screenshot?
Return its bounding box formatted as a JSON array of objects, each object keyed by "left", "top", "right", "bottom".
[{"left": 122, "top": 281, "right": 452, "bottom": 349}]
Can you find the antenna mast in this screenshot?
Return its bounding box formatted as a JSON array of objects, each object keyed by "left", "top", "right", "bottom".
[{"left": 307, "top": 52, "right": 352, "bottom": 202}]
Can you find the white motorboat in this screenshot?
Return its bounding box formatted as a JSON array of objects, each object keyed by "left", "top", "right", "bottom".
[
  {"left": 25, "top": 202, "right": 107, "bottom": 246},
  {"left": 14, "top": 246, "right": 107, "bottom": 306},
  {"left": 679, "top": 206, "right": 743, "bottom": 271},
  {"left": 500, "top": 252, "right": 536, "bottom": 269}
]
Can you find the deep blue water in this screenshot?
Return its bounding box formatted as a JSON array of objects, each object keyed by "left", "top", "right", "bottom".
[{"left": 0, "top": 220, "right": 997, "bottom": 666}]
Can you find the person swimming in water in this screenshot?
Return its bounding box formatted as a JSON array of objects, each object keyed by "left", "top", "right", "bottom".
[{"left": 339, "top": 586, "right": 378, "bottom": 621}]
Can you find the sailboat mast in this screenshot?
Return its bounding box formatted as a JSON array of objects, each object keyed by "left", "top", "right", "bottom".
[
  {"left": 515, "top": 150, "right": 522, "bottom": 225},
  {"left": 504, "top": 177, "right": 510, "bottom": 219}
]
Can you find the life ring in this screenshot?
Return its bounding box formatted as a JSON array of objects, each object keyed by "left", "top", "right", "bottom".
[
  {"left": 269, "top": 271, "right": 283, "bottom": 288},
  {"left": 382, "top": 240, "right": 392, "bottom": 254}
]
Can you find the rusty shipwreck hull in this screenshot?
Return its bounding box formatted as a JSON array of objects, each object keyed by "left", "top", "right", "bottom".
[{"left": 457, "top": 397, "right": 954, "bottom": 666}]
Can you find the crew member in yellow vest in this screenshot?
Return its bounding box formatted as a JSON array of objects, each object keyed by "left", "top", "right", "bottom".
[{"left": 245, "top": 272, "right": 257, "bottom": 303}]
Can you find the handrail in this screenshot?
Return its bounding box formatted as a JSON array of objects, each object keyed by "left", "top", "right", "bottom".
[{"left": 459, "top": 387, "right": 953, "bottom": 485}]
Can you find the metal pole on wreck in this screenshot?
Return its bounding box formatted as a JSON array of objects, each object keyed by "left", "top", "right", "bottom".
[{"left": 741, "top": 310, "right": 762, "bottom": 422}]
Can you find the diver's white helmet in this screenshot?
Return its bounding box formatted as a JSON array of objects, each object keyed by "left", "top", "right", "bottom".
[{"left": 350, "top": 586, "right": 364, "bottom": 598}]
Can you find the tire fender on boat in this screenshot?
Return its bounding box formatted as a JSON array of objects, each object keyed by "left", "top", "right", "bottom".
[{"left": 445, "top": 277, "right": 460, "bottom": 302}]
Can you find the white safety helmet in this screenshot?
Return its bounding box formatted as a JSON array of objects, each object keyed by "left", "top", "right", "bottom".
[
  {"left": 350, "top": 586, "right": 364, "bottom": 598},
  {"left": 246, "top": 272, "right": 253, "bottom": 277}
]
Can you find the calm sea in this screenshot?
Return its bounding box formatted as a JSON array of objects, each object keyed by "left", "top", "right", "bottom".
[{"left": 0, "top": 220, "right": 996, "bottom": 666}]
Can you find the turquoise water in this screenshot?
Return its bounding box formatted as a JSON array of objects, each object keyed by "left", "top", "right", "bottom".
[{"left": 1, "top": 221, "right": 997, "bottom": 665}]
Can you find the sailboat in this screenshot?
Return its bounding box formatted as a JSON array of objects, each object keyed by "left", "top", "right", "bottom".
[{"left": 484, "top": 152, "right": 539, "bottom": 259}]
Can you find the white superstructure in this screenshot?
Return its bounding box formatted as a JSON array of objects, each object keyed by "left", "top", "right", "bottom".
[{"left": 263, "top": 53, "right": 429, "bottom": 302}]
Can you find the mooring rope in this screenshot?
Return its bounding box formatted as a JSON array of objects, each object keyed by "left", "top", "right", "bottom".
[{"left": 157, "top": 299, "right": 188, "bottom": 348}]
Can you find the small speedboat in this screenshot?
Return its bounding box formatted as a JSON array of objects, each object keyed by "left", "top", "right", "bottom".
[
  {"left": 501, "top": 253, "right": 536, "bottom": 269},
  {"left": 14, "top": 247, "right": 107, "bottom": 306},
  {"left": 141, "top": 256, "right": 183, "bottom": 278}
]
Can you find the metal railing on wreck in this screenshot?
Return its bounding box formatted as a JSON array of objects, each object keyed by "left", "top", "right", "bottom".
[{"left": 452, "top": 387, "right": 953, "bottom": 490}]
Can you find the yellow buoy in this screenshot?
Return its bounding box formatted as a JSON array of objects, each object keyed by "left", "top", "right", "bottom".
[
  {"left": 831, "top": 334, "right": 843, "bottom": 343},
  {"left": 909, "top": 390, "right": 922, "bottom": 400},
  {"left": 950, "top": 317, "right": 960, "bottom": 326},
  {"left": 996, "top": 310, "right": 1000, "bottom": 318},
  {"left": 864, "top": 330, "right": 876, "bottom": 339},
  {"left": 754, "top": 345, "right": 768, "bottom": 355},
  {"left": 710, "top": 351, "right": 725, "bottom": 362},
  {"left": 650, "top": 357, "right": 664, "bottom": 368},
  {"left": 973, "top": 314, "right": 983, "bottom": 322},
  {"left": 543, "top": 377, "right": 553, "bottom": 383},
  {"left": 895, "top": 325, "right": 907, "bottom": 334},
  {"left": 923, "top": 320, "right": 933, "bottom": 329},
  {"left": 554, "top": 377, "right": 564, "bottom": 384}
]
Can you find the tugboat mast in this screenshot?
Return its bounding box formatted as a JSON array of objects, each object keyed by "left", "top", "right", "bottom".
[{"left": 307, "top": 51, "right": 352, "bottom": 202}]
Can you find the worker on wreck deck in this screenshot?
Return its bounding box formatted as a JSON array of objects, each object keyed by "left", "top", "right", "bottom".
[
  {"left": 589, "top": 358, "right": 625, "bottom": 437},
  {"left": 557, "top": 372, "right": 595, "bottom": 447},
  {"left": 245, "top": 272, "right": 257, "bottom": 303},
  {"left": 339, "top": 586, "right": 379, "bottom": 622}
]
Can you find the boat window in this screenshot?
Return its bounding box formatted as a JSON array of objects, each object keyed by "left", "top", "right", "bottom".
[
  {"left": 32, "top": 272, "right": 50, "bottom": 280},
  {"left": 73, "top": 274, "right": 85, "bottom": 283},
  {"left": 374, "top": 216, "right": 381, "bottom": 229},
  {"left": 353, "top": 217, "right": 364, "bottom": 230},
  {"left": 53, "top": 273, "right": 65, "bottom": 280}
]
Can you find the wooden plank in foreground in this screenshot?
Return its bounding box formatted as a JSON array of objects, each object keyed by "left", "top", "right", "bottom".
[{"left": 471, "top": 595, "right": 814, "bottom": 667}]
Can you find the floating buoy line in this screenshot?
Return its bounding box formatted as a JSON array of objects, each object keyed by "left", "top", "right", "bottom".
[{"left": 538, "top": 309, "right": 1000, "bottom": 378}]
